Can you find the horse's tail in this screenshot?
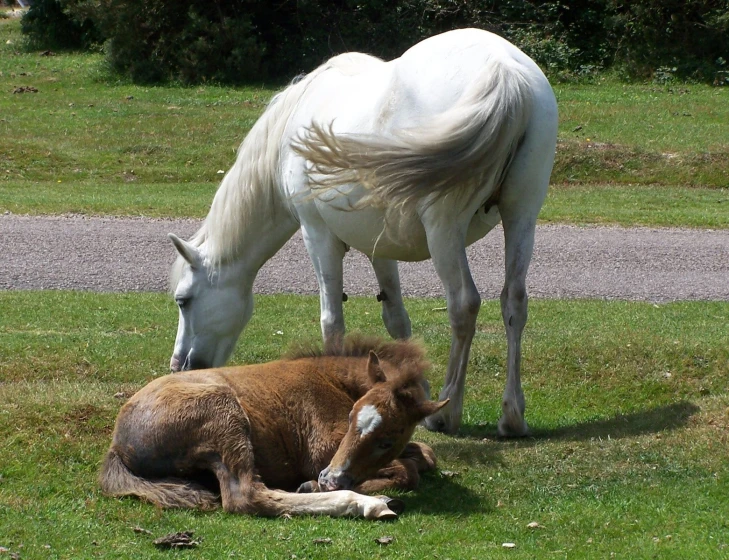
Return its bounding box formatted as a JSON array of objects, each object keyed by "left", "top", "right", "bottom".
[
  {"left": 293, "top": 56, "right": 533, "bottom": 212},
  {"left": 98, "top": 449, "right": 219, "bottom": 510}
]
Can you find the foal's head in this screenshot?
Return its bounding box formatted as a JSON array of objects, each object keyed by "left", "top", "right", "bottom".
[{"left": 318, "top": 351, "right": 448, "bottom": 491}]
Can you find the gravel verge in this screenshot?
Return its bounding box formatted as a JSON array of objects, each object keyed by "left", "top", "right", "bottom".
[{"left": 1, "top": 214, "right": 727, "bottom": 302}]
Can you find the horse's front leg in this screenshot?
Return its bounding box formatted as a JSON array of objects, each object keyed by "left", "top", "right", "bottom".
[
  {"left": 300, "top": 221, "right": 348, "bottom": 349},
  {"left": 371, "top": 258, "right": 411, "bottom": 339},
  {"left": 421, "top": 225, "right": 480, "bottom": 434}
]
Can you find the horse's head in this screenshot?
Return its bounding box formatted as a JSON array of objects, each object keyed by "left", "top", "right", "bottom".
[
  {"left": 318, "top": 351, "right": 448, "bottom": 491},
  {"left": 168, "top": 234, "right": 253, "bottom": 372}
]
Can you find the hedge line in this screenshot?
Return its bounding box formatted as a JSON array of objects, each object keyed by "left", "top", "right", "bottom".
[{"left": 21, "top": 0, "right": 729, "bottom": 84}]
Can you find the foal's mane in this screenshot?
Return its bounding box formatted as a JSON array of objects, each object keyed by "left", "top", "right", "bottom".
[{"left": 285, "top": 334, "right": 430, "bottom": 387}]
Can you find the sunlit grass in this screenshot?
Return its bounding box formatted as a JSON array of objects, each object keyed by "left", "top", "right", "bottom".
[{"left": 1, "top": 292, "right": 727, "bottom": 558}]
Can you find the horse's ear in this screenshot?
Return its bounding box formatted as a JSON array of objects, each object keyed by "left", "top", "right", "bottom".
[
  {"left": 367, "top": 351, "right": 387, "bottom": 385},
  {"left": 169, "top": 233, "right": 201, "bottom": 270},
  {"left": 417, "top": 398, "right": 450, "bottom": 420}
]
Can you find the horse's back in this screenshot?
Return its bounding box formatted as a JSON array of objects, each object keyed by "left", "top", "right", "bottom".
[
  {"left": 303, "top": 28, "right": 552, "bottom": 136},
  {"left": 285, "top": 28, "right": 556, "bottom": 260}
]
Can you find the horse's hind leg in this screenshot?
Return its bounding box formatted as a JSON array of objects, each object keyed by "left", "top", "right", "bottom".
[
  {"left": 371, "top": 258, "right": 411, "bottom": 339},
  {"left": 496, "top": 213, "right": 537, "bottom": 437},
  {"left": 420, "top": 220, "right": 480, "bottom": 434}
]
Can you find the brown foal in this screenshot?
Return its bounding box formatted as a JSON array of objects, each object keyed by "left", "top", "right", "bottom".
[{"left": 99, "top": 336, "right": 447, "bottom": 519}]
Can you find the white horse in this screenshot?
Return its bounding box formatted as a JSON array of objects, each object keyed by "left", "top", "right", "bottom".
[{"left": 168, "top": 28, "right": 558, "bottom": 436}]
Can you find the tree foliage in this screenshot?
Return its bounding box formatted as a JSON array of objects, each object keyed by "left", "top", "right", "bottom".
[{"left": 20, "top": 0, "right": 729, "bottom": 84}]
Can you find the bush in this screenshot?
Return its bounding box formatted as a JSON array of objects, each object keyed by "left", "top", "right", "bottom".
[
  {"left": 21, "top": 0, "right": 101, "bottom": 50},
  {"left": 91, "top": 0, "right": 263, "bottom": 84},
  {"left": 607, "top": 0, "right": 729, "bottom": 82},
  {"left": 19, "top": 0, "right": 729, "bottom": 84}
]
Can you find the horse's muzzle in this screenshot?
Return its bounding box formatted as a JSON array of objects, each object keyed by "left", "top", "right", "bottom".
[
  {"left": 317, "top": 466, "right": 354, "bottom": 491},
  {"left": 169, "top": 355, "right": 183, "bottom": 372}
]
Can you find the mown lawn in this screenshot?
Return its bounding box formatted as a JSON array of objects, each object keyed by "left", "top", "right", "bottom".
[
  {"left": 1, "top": 17, "right": 728, "bottom": 226},
  {"left": 1, "top": 292, "right": 727, "bottom": 559}
]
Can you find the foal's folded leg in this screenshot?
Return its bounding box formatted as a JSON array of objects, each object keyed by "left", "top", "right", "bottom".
[
  {"left": 220, "top": 471, "right": 399, "bottom": 519},
  {"left": 353, "top": 442, "right": 437, "bottom": 494},
  {"left": 398, "top": 441, "right": 437, "bottom": 471},
  {"left": 354, "top": 459, "right": 421, "bottom": 493}
]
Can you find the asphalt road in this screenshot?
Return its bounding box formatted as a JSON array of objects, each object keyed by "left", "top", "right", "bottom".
[{"left": 1, "top": 214, "right": 727, "bottom": 302}]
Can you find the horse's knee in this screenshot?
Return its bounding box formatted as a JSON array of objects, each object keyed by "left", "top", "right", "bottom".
[{"left": 449, "top": 289, "right": 481, "bottom": 334}]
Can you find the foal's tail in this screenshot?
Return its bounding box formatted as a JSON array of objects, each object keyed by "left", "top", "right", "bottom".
[
  {"left": 292, "top": 56, "right": 533, "bottom": 212},
  {"left": 98, "top": 449, "right": 219, "bottom": 510}
]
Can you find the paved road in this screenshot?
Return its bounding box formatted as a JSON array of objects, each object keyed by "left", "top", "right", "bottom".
[{"left": 1, "top": 214, "right": 727, "bottom": 302}]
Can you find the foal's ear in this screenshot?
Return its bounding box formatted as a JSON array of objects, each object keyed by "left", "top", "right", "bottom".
[
  {"left": 169, "top": 233, "right": 201, "bottom": 270},
  {"left": 367, "top": 351, "right": 387, "bottom": 384},
  {"left": 417, "top": 398, "right": 450, "bottom": 420}
]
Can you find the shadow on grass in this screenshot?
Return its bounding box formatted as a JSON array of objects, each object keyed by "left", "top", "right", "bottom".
[
  {"left": 456, "top": 400, "right": 701, "bottom": 443},
  {"left": 406, "top": 475, "right": 491, "bottom": 516}
]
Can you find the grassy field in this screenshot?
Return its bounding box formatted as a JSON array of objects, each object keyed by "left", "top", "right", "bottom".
[
  {"left": 1, "top": 292, "right": 728, "bottom": 559},
  {"left": 1, "top": 17, "right": 728, "bottom": 226},
  {"left": 1, "top": 13, "right": 728, "bottom": 560}
]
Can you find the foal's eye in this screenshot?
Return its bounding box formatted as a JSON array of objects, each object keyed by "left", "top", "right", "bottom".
[
  {"left": 176, "top": 297, "right": 191, "bottom": 309},
  {"left": 377, "top": 440, "right": 394, "bottom": 450}
]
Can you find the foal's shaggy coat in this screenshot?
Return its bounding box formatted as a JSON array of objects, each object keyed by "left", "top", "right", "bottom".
[{"left": 99, "top": 337, "right": 446, "bottom": 519}]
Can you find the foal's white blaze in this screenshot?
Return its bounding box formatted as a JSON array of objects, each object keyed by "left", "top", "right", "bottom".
[{"left": 356, "top": 405, "right": 383, "bottom": 436}]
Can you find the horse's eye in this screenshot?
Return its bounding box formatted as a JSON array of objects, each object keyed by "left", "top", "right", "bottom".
[
  {"left": 377, "top": 440, "right": 393, "bottom": 450},
  {"left": 176, "top": 297, "right": 191, "bottom": 309}
]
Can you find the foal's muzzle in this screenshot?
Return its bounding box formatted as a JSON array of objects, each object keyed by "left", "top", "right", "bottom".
[{"left": 318, "top": 466, "right": 354, "bottom": 491}]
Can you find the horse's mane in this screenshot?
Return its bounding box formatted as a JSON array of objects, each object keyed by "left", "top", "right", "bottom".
[
  {"left": 173, "top": 52, "right": 384, "bottom": 277},
  {"left": 285, "top": 334, "right": 430, "bottom": 387}
]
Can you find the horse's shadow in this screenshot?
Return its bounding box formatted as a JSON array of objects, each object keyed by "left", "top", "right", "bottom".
[
  {"left": 457, "top": 400, "right": 700, "bottom": 444},
  {"left": 407, "top": 401, "right": 700, "bottom": 515}
]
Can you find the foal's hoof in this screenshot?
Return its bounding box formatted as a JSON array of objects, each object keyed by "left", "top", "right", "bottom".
[
  {"left": 376, "top": 496, "right": 405, "bottom": 515},
  {"left": 296, "top": 480, "right": 320, "bottom": 493}
]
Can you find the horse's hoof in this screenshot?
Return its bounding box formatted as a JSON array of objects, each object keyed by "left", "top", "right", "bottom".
[
  {"left": 497, "top": 417, "right": 530, "bottom": 438},
  {"left": 376, "top": 496, "right": 405, "bottom": 515},
  {"left": 423, "top": 414, "right": 459, "bottom": 435}
]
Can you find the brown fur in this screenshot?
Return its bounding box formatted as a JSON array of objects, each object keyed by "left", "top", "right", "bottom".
[{"left": 99, "top": 337, "right": 444, "bottom": 517}]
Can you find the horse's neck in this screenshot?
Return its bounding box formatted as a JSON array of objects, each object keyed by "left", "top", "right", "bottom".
[{"left": 238, "top": 207, "right": 299, "bottom": 278}]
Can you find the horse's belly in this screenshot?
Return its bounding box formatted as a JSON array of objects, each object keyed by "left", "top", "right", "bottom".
[
  {"left": 314, "top": 197, "right": 501, "bottom": 262},
  {"left": 315, "top": 198, "right": 431, "bottom": 262}
]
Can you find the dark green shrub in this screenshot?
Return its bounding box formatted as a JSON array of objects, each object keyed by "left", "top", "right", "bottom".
[
  {"left": 19, "top": 0, "right": 729, "bottom": 84},
  {"left": 607, "top": 0, "right": 729, "bottom": 82},
  {"left": 93, "top": 0, "right": 264, "bottom": 84},
  {"left": 21, "top": 0, "right": 101, "bottom": 50}
]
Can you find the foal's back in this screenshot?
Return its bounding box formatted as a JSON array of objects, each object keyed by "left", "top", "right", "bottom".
[{"left": 114, "top": 357, "right": 366, "bottom": 490}]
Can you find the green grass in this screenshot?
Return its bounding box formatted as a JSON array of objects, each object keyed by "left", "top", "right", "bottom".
[
  {"left": 2, "top": 17, "right": 728, "bottom": 226},
  {"left": 1, "top": 292, "right": 727, "bottom": 558},
  {"left": 541, "top": 183, "right": 729, "bottom": 228}
]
